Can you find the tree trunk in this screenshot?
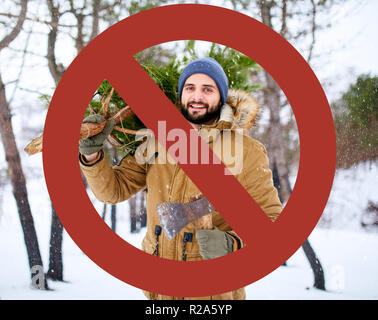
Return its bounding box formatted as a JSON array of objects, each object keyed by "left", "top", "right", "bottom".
[
  {"left": 129, "top": 195, "right": 137, "bottom": 233},
  {"left": 272, "top": 153, "right": 325, "bottom": 288},
  {"left": 45, "top": 1, "right": 66, "bottom": 281},
  {"left": 46, "top": 205, "right": 64, "bottom": 281},
  {"left": 263, "top": 71, "right": 292, "bottom": 202},
  {"left": 0, "top": 74, "right": 46, "bottom": 289},
  {"left": 101, "top": 203, "right": 107, "bottom": 220},
  {"left": 46, "top": 0, "right": 65, "bottom": 85},
  {"left": 111, "top": 204, "right": 117, "bottom": 232},
  {"left": 138, "top": 190, "right": 147, "bottom": 228},
  {"left": 109, "top": 147, "right": 119, "bottom": 232},
  {"left": 46, "top": 192, "right": 64, "bottom": 280},
  {"left": 302, "top": 239, "right": 325, "bottom": 290}
]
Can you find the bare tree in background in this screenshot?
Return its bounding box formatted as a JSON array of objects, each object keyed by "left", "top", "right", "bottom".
[
  {"left": 43, "top": 0, "right": 173, "bottom": 280},
  {"left": 228, "top": 0, "right": 337, "bottom": 290},
  {"left": 44, "top": 0, "right": 123, "bottom": 281},
  {"left": 129, "top": 194, "right": 138, "bottom": 233},
  {"left": 44, "top": 0, "right": 122, "bottom": 281},
  {"left": 257, "top": 0, "right": 327, "bottom": 291},
  {"left": 45, "top": 0, "right": 65, "bottom": 282},
  {"left": 138, "top": 190, "right": 147, "bottom": 228},
  {"left": 0, "top": 0, "right": 47, "bottom": 289}
]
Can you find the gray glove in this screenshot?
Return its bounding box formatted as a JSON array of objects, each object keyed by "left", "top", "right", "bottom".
[
  {"left": 79, "top": 114, "right": 115, "bottom": 155},
  {"left": 196, "top": 227, "right": 234, "bottom": 260}
]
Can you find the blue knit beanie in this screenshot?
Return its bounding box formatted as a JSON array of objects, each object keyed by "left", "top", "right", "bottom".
[{"left": 178, "top": 57, "right": 228, "bottom": 105}]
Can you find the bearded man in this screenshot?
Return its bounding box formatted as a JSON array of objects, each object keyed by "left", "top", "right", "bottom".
[{"left": 79, "top": 58, "right": 282, "bottom": 300}]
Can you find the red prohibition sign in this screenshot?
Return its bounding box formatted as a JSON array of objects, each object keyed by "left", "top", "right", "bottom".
[{"left": 43, "top": 4, "right": 336, "bottom": 297}]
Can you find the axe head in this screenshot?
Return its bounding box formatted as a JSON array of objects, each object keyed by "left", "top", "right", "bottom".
[{"left": 156, "top": 197, "right": 213, "bottom": 240}]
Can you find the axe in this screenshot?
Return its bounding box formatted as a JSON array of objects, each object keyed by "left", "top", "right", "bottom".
[{"left": 156, "top": 196, "right": 214, "bottom": 240}]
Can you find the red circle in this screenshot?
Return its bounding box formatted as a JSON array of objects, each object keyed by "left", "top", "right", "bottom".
[{"left": 43, "top": 4, "right": 336, "bottom": 297}]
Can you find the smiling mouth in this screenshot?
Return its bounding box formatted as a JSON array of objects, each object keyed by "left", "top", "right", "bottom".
[{"left": 189, "top": 104, "right": 207, "bottom": 110}]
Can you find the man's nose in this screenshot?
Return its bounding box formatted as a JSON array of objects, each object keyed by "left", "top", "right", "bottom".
[{"left": 191, "top": 89, "right": 204, "bottom": 101}]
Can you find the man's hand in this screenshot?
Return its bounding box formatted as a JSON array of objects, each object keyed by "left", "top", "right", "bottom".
[
  {"left": 196, "top": 227, "right": 234, "bottom": 260},
  {"left": 79, "top": 114, "right": 115, "bottom": 157}
]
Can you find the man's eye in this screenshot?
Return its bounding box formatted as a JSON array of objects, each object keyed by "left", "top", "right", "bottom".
[
  {"left": 204, "top": 88, "right": 213, "bottom": 93},
  {"left": 185, "top": 86, "right": 194, "bottom": 91}
]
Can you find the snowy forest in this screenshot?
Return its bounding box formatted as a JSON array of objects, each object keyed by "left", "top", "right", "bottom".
[{"left": 0, "top": 0, "right": 377, "bottom": 299}]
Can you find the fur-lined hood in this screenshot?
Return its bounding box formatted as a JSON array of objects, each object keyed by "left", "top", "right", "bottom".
[{"left": 217, "top": 89, "right": 259, "bottom": 130}]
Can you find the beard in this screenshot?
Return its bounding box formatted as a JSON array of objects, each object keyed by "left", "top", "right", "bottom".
[{"left": 180, "top": 101, "right": 222, "bottom": 125}]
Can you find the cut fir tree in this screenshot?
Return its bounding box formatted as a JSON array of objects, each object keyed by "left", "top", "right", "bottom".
[{"left": 24, "top": 44, "right": 261, "bottom": 157}]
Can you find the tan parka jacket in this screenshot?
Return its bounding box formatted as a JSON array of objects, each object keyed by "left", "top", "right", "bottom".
[{"left": 80, "top": 89, "right": 282, "bottom": 300}]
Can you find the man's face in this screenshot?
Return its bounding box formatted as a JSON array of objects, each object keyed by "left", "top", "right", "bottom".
[{"left": 180, "top": 73, "right": 222, "bottom": 125}]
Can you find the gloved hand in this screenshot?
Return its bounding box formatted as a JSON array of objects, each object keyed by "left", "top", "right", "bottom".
[
  {"left": 79, "top": 114, "right": 115, "bottom": 155},
  {"left": 196, "top": 227, "right": 234, "bottom": 260}
]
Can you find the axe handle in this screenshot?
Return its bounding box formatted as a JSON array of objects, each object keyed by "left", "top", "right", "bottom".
[
  {"left": 193, "top": 213, "right": 213, "bottom": 230},
  {"left": 189, "top": 195, "right": 234, "bottom": 299},
  {"left": 189, "top": 194, "right": 213, "bottom": 230}
]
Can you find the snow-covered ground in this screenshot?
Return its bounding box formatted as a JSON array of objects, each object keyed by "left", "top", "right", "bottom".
[
  {"left": 0, "top": 161, "right": 377, "bottom": 300},
  {"left": 320, "top": 162, "right": 378, "bottom": 231}
]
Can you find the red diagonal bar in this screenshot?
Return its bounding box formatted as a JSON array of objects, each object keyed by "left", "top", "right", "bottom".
[{"left": 106, "top": 57, "right": 274, "bottom": 244}]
